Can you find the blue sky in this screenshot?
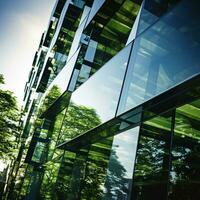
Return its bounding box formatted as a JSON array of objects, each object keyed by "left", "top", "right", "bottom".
[{"left": 0, "top": 0, "right": 56, "bottom": 106}]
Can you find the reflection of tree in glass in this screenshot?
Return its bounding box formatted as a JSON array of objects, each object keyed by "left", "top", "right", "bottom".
[
  {"left": 169, "top": 144, "right": 200, "bottom": 199},
  {"left": 40, "top": 160, "right": 61, "bottom": 199},
  {"left": 103, "top": 150, "right": 128, "bottom": 200},
  {"left": 38, "top": 85, "right": 62, "bottom": 117},
  {"left": 81, "top": 144, "right": 129, "bottom": 200},
  {"left": 132, "top": 123, "right": 170, "bottom": 200},
  {"left": 169, "top": 113, "right": 200, "bottom": 199},
  {"left": 134, "top": 135, "right": 167, "bottom": 181},
  {"left": 59, "top": 102, "right": 101, "bottom": 142},
  {"left": 38, "top": 94, "right": 102, "bottom": 199},
  {"left": 32, "top": 85, "right": 62, "bottom": 132},
  {"left": 54, "top": 153, "right": 76, "bottom": 199}
]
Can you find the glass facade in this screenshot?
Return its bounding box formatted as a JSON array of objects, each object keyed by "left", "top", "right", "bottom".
[
  {"left": 117, "top": 0, "right": 200, "bottom": 115},
  {"left": 67, "top": 43, "right": 132, "bottom": 124},
  {"left": 169, "top": 100, "right": 200, "bottom": 199},
  {"left": 102, "top": 127, "right": 139, "bottom": 199},
  {"left": 7, "top": 1, "right": 200, "bottom": 200},
  {"left": 132, "top": 112, "right": 173, "bottom": 199}
]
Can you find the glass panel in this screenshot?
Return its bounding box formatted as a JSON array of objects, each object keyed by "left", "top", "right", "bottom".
[
  {"left": 126, "top": 1, "right": 142, "bottom": 45},
  {"left": 77, "top": 64, "right": 91, "bottom": 84},
  {"left": 67, "top": 16, "right": 88, "bottom": 61},
  {"left": 84, "top": 40, "right": 98, "bottom": 62},
  {"left": 132, "top": 112, "right": 172, "bottom": 200},
  {"left": 46, "top": 109, "right": 66, "bottom": 161},
  {"left": 18, "top": 165, "right": 32, "bottom": 199},
  {"left": 39, "top": 149, "right": 67, "bottom": 199},
  {"left": 137, "top": 0, "right": 180, "bottom": 36},
  {"left": 58, "top": 100, "right": 101, "bottom": 144},
  {"left": 85, "top": 0, "right": 105, "bottom": 27},
  {"left": 68, "top": 42, "right": 132, "bottom": 125},
  {"left": 118, "top": 0, "right": 200, "bottom": 115},
  {"left": 38, "top": 48, "right": 80, "bottom": 113},
  {"left": 102, "top": 126, "right": 140, "bottom": 200},
  {"left": 32, "top": 142, "right": 46, "bottom": 163},
  {"left": 67, "top": 148, "right": 89, "bottom": 199},
  {"left": 84, "top": 0, "right": 141, "bottom": 74},
  {"left": 58, "top": 43, "right": 132, "bottom": 144},
  {"left": 53, "top": 151, "right": 76, "bottom": 199},
  {"left": 79, "top": 5, "right": 90, "bottom": 25},
  {"left": 169, "top": 99, "right": 200, "bottom": 200},
  {"left": 80, "top": 137, "right": 113, "bottom": 199}
]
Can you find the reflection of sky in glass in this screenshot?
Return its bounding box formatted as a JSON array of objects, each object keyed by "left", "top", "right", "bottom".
[
  {"left": 118, "top": 0, "right": 200, "bottom": 115},
  {"left": 67, "top": 12, "right": 89, "bottom": 61},
  {"left": 39, "top": 47, "right": 80, "bottom": 108},
  {"left": 126, "top": 1, "right": 143, "bottom": 45},
  {"left": 70, "top": 43, "right": 132, "bottom": 123},
  {"left": 112, "top": 127, "right": 139, "bottom": 178},
  {"left": 102, "top": 127, "right": 139, "bottom": 200},
  {"left": 85, "top": 0, "right": 105, "bottom": 27}
]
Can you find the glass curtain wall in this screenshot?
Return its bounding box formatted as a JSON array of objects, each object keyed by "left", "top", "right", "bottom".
[
  {"left": 74, "top": 0, "right": 141, "bottom": 89},
  {"left": 132, "top": 111, "right": 173, "bottom": 200},
  {"left": 169, "top": 99, "right": 200, "bottom": 199},
  {"left": 117, "top": 0, "right": 200, "bottom": 115},
  {"left": 132, "top": 98, "right": 200, "bottom": 200}
]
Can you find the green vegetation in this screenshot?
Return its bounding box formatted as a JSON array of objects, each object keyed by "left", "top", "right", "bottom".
[{"left": 0, "top": 74, "right": 20, "bottom": 161}]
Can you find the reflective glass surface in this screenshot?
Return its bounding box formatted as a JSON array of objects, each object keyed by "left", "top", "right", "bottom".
[
  {"left": 57, "top": 100, "right": 101, "bottom": 144},
  {"left": 66, "top": 148, "right": 90, "bottom": 199},
  {"left": 67, "top": 16, "right": 88, "bottom": 61},
  {"left": 69, "top": 43, "right": 132, "bottom": 125},
  {"left": 79, "top": 5, "right": 90, "bottom": 25},
  {"left": 136, "top": 0, "right": 179, "bottom": 36},
  {"left": 52, "top": 151, "right": 76, "bottom": 199},
  {"left": 80, "top": 137, "right": 113, "bottom": 199},
  {"left": 40, "top": 159, "right": 61, "bottom": 199},
  {"left": 118, "top": 0, "right": 200, "bottom": 115},
  {"left": 132, "top": 112, "right": 173, "bottom": 200},
  {"left": 136, "top": 1, "right": 159, "bottom": 35},
  {"left": 126, "top": 1, "right": 142, "bottom": 45},
  {"left": 38, "top": 48, "right": 80, "bottom": 114},
  {"left": 169, "top": 99, "right": 200, "bottom": 200},
  {"left": 85, "top": 0, "right": 105, "bottom": 27},
  {"left": 32, "top": 142, "right": 46, "bottom": 163},
  {"left": 84, "top": 0, "right": 141, "bottom": 74},
  {"left": 102, "top": 127, "right": 139, "bottom": 200},
  {"left": 49, "top": 1, "right": 70, "bottom": 50},
  {"left": 46, "top": 109, "right": 66, "bottom": 161}
]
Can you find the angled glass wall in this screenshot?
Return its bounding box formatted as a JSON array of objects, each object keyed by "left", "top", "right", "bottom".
[
  {"left": 132, "top": 111, "right": 173, "bottom": 199},
  {"left": 73, "top": 0, "right": 141, "bottom": 89},
  {"left": 102, "top": 126, "right": 139, "bottom": 200},
  {"left": 117, "top": 0, "right": 200, "bottom": 115},
  {"left": 57, "top": 42, "right": 132, "bottom": 144},
  {"left": 37, "top": 48, "right": 80, "bottom": 115},
  {"left": 169, "top": 99, "right": 200, "bottom": 199},
  {"left": 70, "top": 42, "right": 132, "bottom": 122},
  {"left": 136, "top": 0, "right": 180, "bottom": 36}
]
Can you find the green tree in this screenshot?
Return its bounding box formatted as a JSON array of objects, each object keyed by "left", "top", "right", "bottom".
[
  {"left": 24, "top": 84, "right": 102, "bottom": 199},
  {"left": 0, "top": 74, "right": 20, "bottom": 161},
  {"left": 37, "top": 85, "right": 62, "bottom": 117},
  {"left": 58, "top": 101, "right": 101, "bottom": 143}
]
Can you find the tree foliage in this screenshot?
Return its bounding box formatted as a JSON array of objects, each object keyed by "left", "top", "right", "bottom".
[
  {"left": 0, "top": 74, "right": 20, "bottom": 161},
  {"left": 38, "top": 85, "right": 62, "bottom": 117}
]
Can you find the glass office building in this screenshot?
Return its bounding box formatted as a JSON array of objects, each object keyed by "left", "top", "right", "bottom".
[{"left": 7, "top": 0, "right": 200, "bottom": 199}]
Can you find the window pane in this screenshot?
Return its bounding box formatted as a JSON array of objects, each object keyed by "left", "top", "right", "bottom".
[
  {"left": 118, "top": 0, "right": 200, "bottom": 115},
  {"left": 169, "top": 99, "right": 200, "bottom": 200},
  {"left": 65, "top": 42, "right": 132, "bottom": 131},
  {"left": 132, "top": 112, "right": 173, "bottom": 199},
  {"left": 102, "top": 127, "right": 140, "bottom": 200}
]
